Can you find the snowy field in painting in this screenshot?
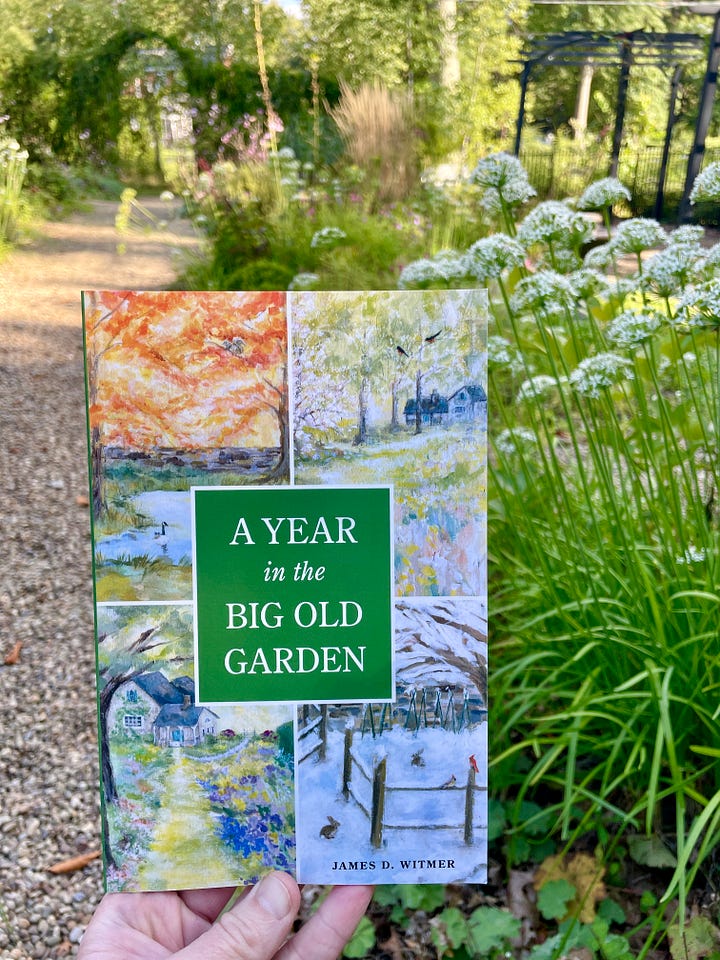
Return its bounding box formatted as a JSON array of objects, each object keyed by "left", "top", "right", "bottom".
[{"left": 296, "top": 722, "right": 488, "bottom": 884}]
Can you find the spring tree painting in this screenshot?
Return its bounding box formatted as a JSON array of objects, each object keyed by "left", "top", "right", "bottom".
[
  {"left": 96, "top": 603, "right": 295, "bottom": 892},
  {"left": 83, "top": 290, "right": 288, "bottom": 601},
  {"left": 292, "top": 290, "right": 488, "bottom": 597}
]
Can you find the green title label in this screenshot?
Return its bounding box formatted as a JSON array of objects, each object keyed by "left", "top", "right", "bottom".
[{"left": 192, "top": 485, "right": 394, "bottom": 704}]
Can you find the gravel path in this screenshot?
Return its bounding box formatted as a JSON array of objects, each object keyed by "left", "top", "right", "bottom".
[{"left": 0, "top": 199, "right": 197, "bottom": 958}]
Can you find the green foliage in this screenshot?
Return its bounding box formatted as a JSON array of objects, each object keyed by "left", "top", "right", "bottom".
[
  {"left": 342, "top": 916, "right": 376, "bottom": 958},
  {"left": 537, "top": 879, "right": 576, "bottom": 921}
]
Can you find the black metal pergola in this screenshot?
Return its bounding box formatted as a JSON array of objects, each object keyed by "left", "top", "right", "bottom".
[{"left": 513, "top": 27, "right": 716, "bottom": 218}]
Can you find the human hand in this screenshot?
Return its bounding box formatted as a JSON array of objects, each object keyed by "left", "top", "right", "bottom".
[{"left": 77, "top": 872, "right": 374, "bottom": 960}]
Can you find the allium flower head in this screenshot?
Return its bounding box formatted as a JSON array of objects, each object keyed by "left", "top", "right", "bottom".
[
  {"left": 677, "top": 544, "right": 706, "bottom": 564},
  {"left": 288, "top": 272, "right": 320, "bottom": 290},
  {"left": 674, "top": 280, "right": 720, "bottom": 330},
  {"left": 667, "top": 225, "right": 704, "bottom": 248},
  {"left": 310, "top": 226, "right": 347, "bottom": 249},
  {"left": 612, "top": 217, "right": 667, "bottom": 255},
  {"left": 470, "top": 152, "right": 536, "bottom": 207},
  {"left": 577, "top": 177, "right": 631, "bottom": 210},
  {"left": 569, "top": 268, "right": 612, "bottom": 300},
  {"left": 466, "top": 234, "right": 525, "bottom": 281},
  {"left": 641, "top": 246, "right": 697, "bottom": 298},
  {"left": 583, "top": 242, "right": 616, "bottom": 270},
  {"left": 517, "top": 200, "right": 593, "bottom": 250},
  {"left": 510, "top": 270, "right": 576, "bottom": 315},
  {"left": 487, "top": 335, "right": 523, "bottom": 373},
  {"left": 496, "top": 427, "right": 538, "bottom": 457},
  {"left": 516, "top": 374, "right": 561, "bottom": 402},
  {"left": 569, "top": 352, "right": 633, "bottom": 398},
  {"left": 606, "top": 308, "right": 663, "bottom": 347},
  {"left": 690, "top": 162, "right": 720, "bottom": 204},
  {"left": 398, "top": 250, "right": 470, "bottom": 289}
]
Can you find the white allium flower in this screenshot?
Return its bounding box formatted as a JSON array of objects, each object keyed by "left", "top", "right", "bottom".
[
  {"left": 612, "top": 217, "right": 667, "bottom": 255},
  {"left": 569, "top": 352, "right": 634, "bottom": 398},
  {"left": 641, "top": 246, "right": 697, "bottom": 297},
  {"left": 496, "top": 427, "right": 538, "bottom": 456},
  {"left": 466, "top": 234, "right": 525, "bottom": 281},
  {"left": 288, "top": 272, "right": 320, "bottom": 290},
  {"left": 539, "top": 247, "right": 583, "bottom": 275},
  {"left": 569, "top": 268, "right": 612, "bottom": 300},
  {"left": 584, "top": 242, "right": 616, "bottom": 270},
  {"left": 487, "top": 335, "right": 523, "bottom": 373},
  {"left": 577, "top": 177, "right": 632, "bottom": 210},
  {"left": 606, "top": 308, "right": 663, "bottom": 347},
  {"left": 677, "top": 544, "right": 706, "bottom": 564},
  {"left": 516, "top": 374, "right": 561, "bottom": 402},
  {"left": 690, "top": 162, "right": 720, "bottom": 204},
  {"left": 160, "top": 190, "right": 175, "bottom": 202},
  {"left": 510, "top": 270, "right": 576, "bottom": 315},
  {"left": 667, "top": 225, "right": 704, "bottom": 248},
  {"left": 397, "top": 250, "right": 469, "bottom": 288},
  {"left": 517, "top": 201, "right": 593, "bottom": 250},
  {"left": 699, "top": 243, "right": 720, "bottom": 271},
  {"left": 673, "top": 280, "right": 720, "bottom": 330},
  {"left": 470, "top": 152, "right": 536, "bottom": 207},
  {"left": 311, "top": 226, "right": 348, "bottom": 249}
]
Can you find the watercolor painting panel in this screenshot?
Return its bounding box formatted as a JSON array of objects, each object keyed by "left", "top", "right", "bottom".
[
  {"left": 83, "top": 290, "right": 289, "bottom": 602},
  {"left": 96, "top": 603, "right": 295, "bottom": 892},
  {"left": 291, "top": 289, "right": 487, "bottom": 597},
  {"left": 294, "top": 597, "right": 488, "bottom": 885}
]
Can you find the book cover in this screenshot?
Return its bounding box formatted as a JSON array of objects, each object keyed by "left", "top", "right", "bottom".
[{"left": 83, "top": 288, "right": 488, "bottom": 892}]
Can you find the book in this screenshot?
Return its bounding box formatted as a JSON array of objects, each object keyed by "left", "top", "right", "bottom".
[{"left": 83, "top": 288, "right": 488, "bottom": 891}]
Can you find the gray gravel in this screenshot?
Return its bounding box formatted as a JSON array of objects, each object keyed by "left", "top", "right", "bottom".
[{"left": 0, "top": 200, "right": 196, "bottom": 958}]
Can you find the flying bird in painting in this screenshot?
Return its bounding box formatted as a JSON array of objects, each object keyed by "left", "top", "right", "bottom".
[
  {"left": 396, "top": 345, "right": 410, "bottom": 358},
  {"left": 424, "top": 329, "right": 443, "bottom": 343}
]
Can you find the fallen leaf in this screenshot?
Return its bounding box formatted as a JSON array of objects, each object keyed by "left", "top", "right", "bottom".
[
  {"left": 534, "top": 852, "right": 606, "bottom": 924},
  {"left": 76, "top": 494, "right": 90, "bottom": 507},
  {"left": 49, "top": 850, "right": 101, "bottom": 874},
  {"left": 4, "top": 641, "right": 23, "bottom": 665}
]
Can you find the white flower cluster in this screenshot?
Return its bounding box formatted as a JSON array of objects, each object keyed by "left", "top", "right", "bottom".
[
  {"left": 690, "top": 162, "right": 720, "bottom": 205},
  {"left": 516, "top": 374, "right": 561, "bottom": 403},
  {"left": 496, "top": 427, "right": 538, "bottom": 457},
  {"left": 310, "top": 226, "right": 348, "bottom": 249},
  {"left": 466, "top": 234, "right": 525, "bottom": 281},
  {"left": 487, "top": 335, "right": 523, "bottom": 373},
  {"left": 568, "top": 268, "right": 611, "bottom": 300},
  {"left": 612, "top": 217, "right": 667, "bottom": 255},
  {"left": 470, "top": 152, "right": 536, "bottom": 208},
  {"left": 288, "top": 272, "right": 320, "bottom": 290},
  {"left": 577, "top": 177, "right": 631, "bottom": 210},
  {"left": 606, "top": 308, "right": 663, "bottom": 347},
  {"left": 667, "top": 225, "right": 705, "bottom": 248},
  {"left": 583, "top": 242, "right": 616, "bottom": 270},
  {"left": 674, "top": 280, "right": 720, "bottom": 330},
  {"left": 510, "top": 270, "right": 576, "bottom": 315},
  {"left": 641, "top": 246, "right": 698, "bottom": 298},
  {"left": 398, "top": 249, "right": 469, "bottom": 288},
  {"left": 569, "top": 351, "right": 633, "bottom": 398},
  {"left": 517, "top": 201, "right": 593, "bottom": 250}
]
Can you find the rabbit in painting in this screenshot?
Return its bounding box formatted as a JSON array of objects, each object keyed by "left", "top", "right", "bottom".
[{"left": 319, "top": 815, "right": 340, "bottom": 839}]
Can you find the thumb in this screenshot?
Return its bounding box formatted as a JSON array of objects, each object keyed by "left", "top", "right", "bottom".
[{"left": 177, "top": 872, "right": 301, "bottom": 960}]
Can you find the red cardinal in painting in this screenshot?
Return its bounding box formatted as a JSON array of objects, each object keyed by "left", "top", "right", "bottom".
[{"left": 469, "top": 754, "right": 479, "bottom": 774}]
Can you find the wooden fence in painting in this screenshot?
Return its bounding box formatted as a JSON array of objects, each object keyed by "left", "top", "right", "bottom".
[
  {"left": 297, "top": 704, "right": 328, "bottom": 763},
  {"left": 341, "top": 727, "right": 486, "bottom": 849}
]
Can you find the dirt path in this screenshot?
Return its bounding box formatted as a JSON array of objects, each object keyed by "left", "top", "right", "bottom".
[
  {"left": 0, "top": 199, "right": 198, "bottom": 958},
  {"left": 0, "top": 197, "right": 198, "bottom": 363}
]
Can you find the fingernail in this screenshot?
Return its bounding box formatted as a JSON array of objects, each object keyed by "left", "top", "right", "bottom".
[{"left": 255, "top": 873, "right": 292, "bottom": 920}]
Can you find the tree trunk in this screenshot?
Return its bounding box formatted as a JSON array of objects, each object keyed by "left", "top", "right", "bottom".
[
  {"left": 414, "top": 367, "right": 423, "bottom": 436},
  {"left": 354, "top": 375, "right": 370, "bottom": 445},
  {"left": 438, "top": 0, "right": 460, "bottom": 89}
]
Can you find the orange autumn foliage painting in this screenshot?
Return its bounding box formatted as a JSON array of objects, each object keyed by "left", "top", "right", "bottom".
[{"left": 84, "top": 291, "right": 287, "bottom": 451}]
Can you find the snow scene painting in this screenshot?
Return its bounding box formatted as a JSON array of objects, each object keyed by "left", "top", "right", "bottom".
[
  {"left": 96, "top": 603, "right": 295, "bottom": 892},
  {"left": 291, "top": 289, "right": 488, "bottom": 598},
  {"left": 295, "top": 597, "right": 488, "bottom": 884}
]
